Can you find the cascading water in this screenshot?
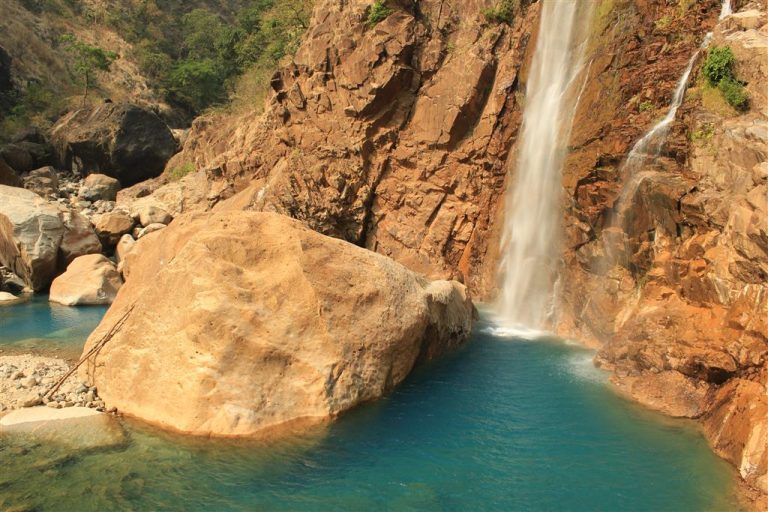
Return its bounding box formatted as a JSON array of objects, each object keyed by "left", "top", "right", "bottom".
[
  {"left": 720, "top": 0, "right": 733, "bottom": 19},
  {"left": 496, "top": 1, "right": 591, "bottom": 331},
  {"left": 602, "top": 0, "right": 732, "bottom": 270},
  {"left": 620, "top": 33, "right": 712, "bottom": 176}
]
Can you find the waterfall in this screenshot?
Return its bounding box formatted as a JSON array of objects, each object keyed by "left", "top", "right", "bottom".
[
  {"left": 620, "top": 33, "right": 712, "bottom": 175},
  {"left": 720, "top": 0, "right": 733, "bottom": 19},
  {"left": 495, "top": 1, "right": 591, "bottom": 331},
  {"left": 604, "top": 0, "right": 730, "bottom": 269}
]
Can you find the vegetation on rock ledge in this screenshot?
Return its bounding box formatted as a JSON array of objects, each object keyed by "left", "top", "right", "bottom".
[
  {"left": 366, "top": 0, "right": 393, "bottom": 27},
  {"left": 702, "top": 46, "right": 748, "bottom": 110}
]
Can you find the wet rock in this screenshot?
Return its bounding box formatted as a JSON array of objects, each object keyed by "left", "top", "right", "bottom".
[
  {"left": 49, "top": 254, "right": 123, "bottom": 306},
  {"left": 0, "top": 291, "right": 21, "bottom": 304},
  {"left": 0, "top": 407, "right": 126, "bottom": 450}
]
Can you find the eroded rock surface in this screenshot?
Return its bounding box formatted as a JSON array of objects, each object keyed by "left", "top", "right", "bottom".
[
  {"left": 81, "top": 211, "right": 474, "bottom": 437},
  {"left": 554, "top": 0, "right": 768, "bottom": 500}
]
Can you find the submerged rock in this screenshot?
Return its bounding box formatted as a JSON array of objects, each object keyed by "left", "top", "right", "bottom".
[
  {"left": 49, "top": 254, "right": 122, "bottom": 306},
  {"left": 81, "top": 211, "right": 474, "bottom": 437},
  {"left": 0, "top": 407, "right": 125, "bottom": 450},
  {"left": 0, "top": 291, "right": 21, "bottom": 305}
]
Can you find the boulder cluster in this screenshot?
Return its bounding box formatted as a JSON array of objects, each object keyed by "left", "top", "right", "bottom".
[{"left": 0, "top": 102, "right": 179, "bottom": 304}]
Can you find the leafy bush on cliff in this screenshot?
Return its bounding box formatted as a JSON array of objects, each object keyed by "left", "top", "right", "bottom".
[
  {"left": 483, "top": 0, "right": 519, "bottom": 24},
  {"left": 366, "top": 0, "right": 393, "bottom": 27},
  {"left": 718, "top": 77, "right": 748, "bottom": 110},
  {"left": 702, "top": 46, "right": 748, "bottom": 110},
  {"left": 703, "top": 46, "right": 735, "bottom": 86}
]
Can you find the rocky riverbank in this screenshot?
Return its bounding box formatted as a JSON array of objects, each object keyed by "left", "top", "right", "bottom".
[
  {"left": 0, "top": 102, "right": 181, "bottom": 300},
  {"left": 0, "top": 354, "right": 108, "bottom": 414}
]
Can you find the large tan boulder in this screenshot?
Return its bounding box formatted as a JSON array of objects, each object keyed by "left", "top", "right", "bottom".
[
  {"left": 50, "top": 254, "right": 123, "bottom": 306},
  {"left": 81, "top": 211, "right": 474, "bottom": 437},
  {"left": 0, "top": 185, "right": 64, "bottom": 291}
]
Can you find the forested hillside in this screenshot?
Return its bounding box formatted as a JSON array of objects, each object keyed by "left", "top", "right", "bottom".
[{"left": 0, "top": 0, "right": 311, "bottom": 140}]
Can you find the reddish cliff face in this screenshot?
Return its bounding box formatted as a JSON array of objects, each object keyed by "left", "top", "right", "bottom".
[
  {"left": 557, "top": 0, "right": 768, "bottom": 504},
  {"left": 152, "top": 0, "right": 544, "bottom": 294}
]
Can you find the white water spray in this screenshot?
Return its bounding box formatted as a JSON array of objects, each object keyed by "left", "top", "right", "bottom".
[
  {"left": 496, "top": 1, "right": 591, "bottom": 331},
  {"left": 720, "top": 0, "right": 732, "bottom": 19}
]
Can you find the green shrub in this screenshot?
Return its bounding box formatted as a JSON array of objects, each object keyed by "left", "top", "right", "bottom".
[
  {"left": 701, "top": 45, "right": 748, "bottom": 111},
  {"left": 718, "top": 77, "right": 748, "bottom": 110},
  {"left": 638, "top": 100, "right": 653, "bottom": 112},
  {"left": 690, "top": 123, "right": 714, "bottom": 144},
  {"left": 168, "top": 162, "right": 195, "bottom": 181},
  {"left": 702, "top": 46, "right": 736, "bottom": 86},
  {"left": 483, "top": 0, "right": 518, "bottom": 24},
  {"left": 366, "top": 0, "right": 393, "bottom": 27}
]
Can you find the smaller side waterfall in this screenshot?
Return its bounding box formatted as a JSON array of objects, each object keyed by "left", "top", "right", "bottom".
[
  {"left": 621, "top": 33, "right": 712, "bottom": 174},
  {"left": 602, "top": 0, "right": 731, "bottom": 271},
  {"left": 720, "top": 0, "right": 733, "bottom": 19}
]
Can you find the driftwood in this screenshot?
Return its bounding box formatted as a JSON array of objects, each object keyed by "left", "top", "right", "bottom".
[{"left": 44, "top": 304, "right": 135, "bottom": 400}]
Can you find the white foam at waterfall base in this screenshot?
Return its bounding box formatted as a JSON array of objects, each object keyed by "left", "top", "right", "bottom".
[{"left": 496, "top": 1, "right": 591, "bottom": 331}]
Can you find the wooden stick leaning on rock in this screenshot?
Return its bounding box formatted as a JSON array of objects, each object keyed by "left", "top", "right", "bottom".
[{"left": 44, "top": 304, "right": 135, "bottom": 401}]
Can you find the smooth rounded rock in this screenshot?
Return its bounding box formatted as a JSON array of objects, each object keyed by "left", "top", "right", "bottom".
[{"left": 49, "top": 254, "right": 123, "bottom": 306}]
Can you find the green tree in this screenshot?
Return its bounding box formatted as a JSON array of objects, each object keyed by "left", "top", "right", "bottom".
[
  {"left": 166, "top": 59, "right": 226, "bottom": 112},
  {"left": 61, "top": 34, "right": 118, "bottom": 104}
]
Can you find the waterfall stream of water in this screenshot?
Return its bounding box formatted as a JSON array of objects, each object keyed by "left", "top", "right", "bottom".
[
  {"left": 720, "top": 0, "right": 733, "bottom": 19},
  {"left": 495, "top": 1, "right": 591, "bottom": 331},
  {"left": 606, "top": 0, "right": 732, "bottom": 262}
]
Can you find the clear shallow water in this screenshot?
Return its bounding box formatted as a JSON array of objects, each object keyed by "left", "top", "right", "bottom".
[
  {"left": 0, "top": 295, "right": 107, "bottom": 358},
  {"left": 0, "top": 306, "right": 740, "bottom": 511}
]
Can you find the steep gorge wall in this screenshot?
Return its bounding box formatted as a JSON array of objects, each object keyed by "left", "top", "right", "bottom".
[
  {"left": 161, "top": 0, "right": 543, "bottom": 294},
  {"left": 557, "top": 0, "right": 768, "bottom": 503}
]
